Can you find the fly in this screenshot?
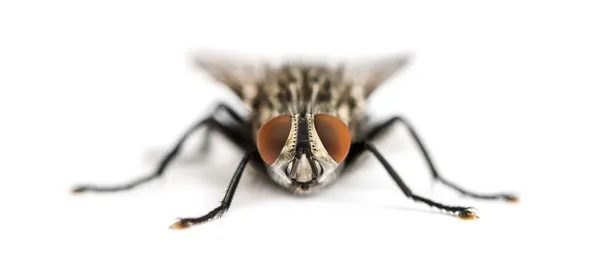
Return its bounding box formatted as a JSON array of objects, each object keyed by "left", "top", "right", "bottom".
[{"left": 72, "top": 52, "right": 519, "bottom": 230}]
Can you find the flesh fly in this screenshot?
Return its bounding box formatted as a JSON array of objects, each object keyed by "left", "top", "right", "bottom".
[{"left": 72, "top": 52, "right": 519, "bottom": 229}]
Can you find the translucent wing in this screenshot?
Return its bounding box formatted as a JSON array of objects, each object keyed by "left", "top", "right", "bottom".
[
  {"left": 190, "top": 50, "right": 270, "bottom": 107},
  {"left": 340, "top": 53, "right": 411, "bottom": 98}
]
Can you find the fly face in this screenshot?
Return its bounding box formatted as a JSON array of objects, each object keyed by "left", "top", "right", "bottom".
[{"left": 256, "top": 112, "right": 351, "bottom": 194}]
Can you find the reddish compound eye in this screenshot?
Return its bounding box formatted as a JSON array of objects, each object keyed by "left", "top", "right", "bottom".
[
  {"left": 256, "top": 115, "right": 292, "bottom": 165},
  {"left": 313, "top": 114, "right": 351, "bottom": 163}
]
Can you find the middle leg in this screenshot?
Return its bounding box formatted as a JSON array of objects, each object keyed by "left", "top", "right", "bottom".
[
  {"left": 72, "top": 114, "right": 249, "bottom": 194},
  {"left": 199, "top": 102, "right": 250, "bottom": 155}
]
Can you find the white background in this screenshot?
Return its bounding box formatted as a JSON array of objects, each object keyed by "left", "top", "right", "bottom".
[{"left": 1, "top": 0, "right": 599, "bottom": 259}]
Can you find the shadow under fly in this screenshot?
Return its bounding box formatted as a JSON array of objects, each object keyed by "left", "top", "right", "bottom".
[{"left": 72, "top": 51, "right": 519, "bottom": 230}]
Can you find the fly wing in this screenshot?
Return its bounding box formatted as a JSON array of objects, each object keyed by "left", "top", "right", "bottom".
[
  {"left": 190, "top": 51, "right": 269, "bottom": 108},
  {"left": 340, "top": 53, "right": 411, "bottom": 98}
]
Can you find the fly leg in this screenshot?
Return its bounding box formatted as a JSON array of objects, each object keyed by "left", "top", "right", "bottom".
[
  {"left": 71, "top": 106, "right": 250, "bottom": 194},
  {"left": 364, "top": 115, "right": 518, "bottom": 203},
  {"left": 169, "top": 151, "right": 256, "bottom": 230},
  {"left": 350, "top": 142, "right": 479, "bottom": 220},
  {"left": 199, "top": 102, "right": 250, "bottom": 155}
]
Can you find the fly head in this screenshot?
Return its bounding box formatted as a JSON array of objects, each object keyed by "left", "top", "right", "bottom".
[{"left": 256, "top": 112, "right": 351, "bottom": 195}]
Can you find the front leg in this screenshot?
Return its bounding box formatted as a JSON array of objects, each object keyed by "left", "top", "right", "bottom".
[
  {"left": 365, "top": 115, "right": 518, "bottom": 203},
  {"left": 169, "top": 151, "right": 256, "bottom": 229}
]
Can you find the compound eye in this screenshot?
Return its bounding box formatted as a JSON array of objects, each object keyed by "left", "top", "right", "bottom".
[
  {"left": 313, "top": 114, "right": 351, "bottom": 163},
  {"left": 257, "top": 115, "right": 292, "bottom": 165}
]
